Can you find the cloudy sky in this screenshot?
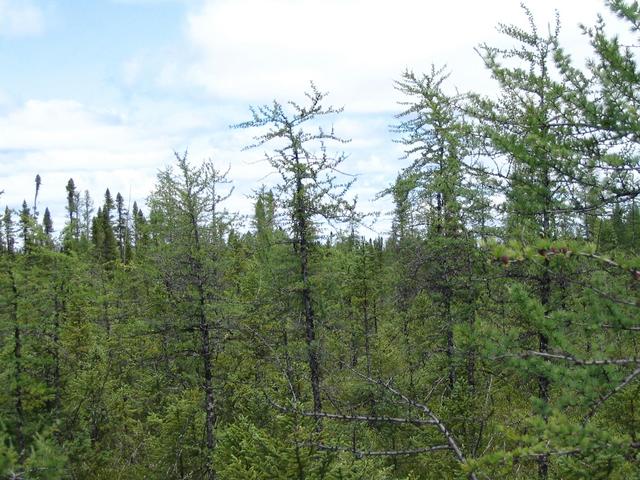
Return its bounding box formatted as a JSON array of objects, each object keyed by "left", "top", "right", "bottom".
[{"left": 0, "top": 0, "right": 624, "bottom": 235}]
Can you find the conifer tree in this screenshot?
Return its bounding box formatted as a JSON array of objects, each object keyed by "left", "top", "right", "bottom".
[
  {"left": 465, "top": 5, "right": 640, "bottom": 478},
  {"left": 92, "top": 190, "right": 118, "bottom": 264},
  {"left": 237, "top": 83, "right": 357, "bottom": 416},
  {"left": 33, "top": 174, "right": 41, "bottom": 220},
  {"left": 393, "top": 66, "right": 482, "bottom": 394},
  {"left": 147, "top": 153, "right": 233, "bottom": 479},
  {"left": 19, "top": 201, "right": 32, "bottom": 253},
  {"left": 64, "top": 179, "right": 80, "bottom": 247},
  {"left": 42, "top": 208, "right": 53, "bottom": 240},
  {"left": 4, "top": 207, "right": 15, "bottom": 254},
  {"left": 131, "top": 201, "right": 148, "bottom": 250},
  {"left": 114, "top": 192, "right": 131, "bottom": 262},
  {"left": 79, "top": 189, "right": 94, "bottom": 244}
]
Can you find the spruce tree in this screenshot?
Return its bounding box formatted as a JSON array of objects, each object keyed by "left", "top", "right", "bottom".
[
  {"left": 62, "top": 179, "right": 82, "bottom": 251},
  {"left": 42, "top": 208, "right": 53, "bottom": 239},
  {"left": 4, "top": 207, "right": 15, "bottom": 254}
]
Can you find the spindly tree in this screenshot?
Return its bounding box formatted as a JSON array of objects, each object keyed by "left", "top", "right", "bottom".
[
  {"left": 63, "top": 179, "right": 80, "bottom": 249},
  {"left": 237, "top": 83, "right": 357, "bottom": 416},
  {"left": 146, "top": 153, "right": 233, "bottom": 479},
  {"left": 393, "top": 65, "right": 483, "bottom": 393}
]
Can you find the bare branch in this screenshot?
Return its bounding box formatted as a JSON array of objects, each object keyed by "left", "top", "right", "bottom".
[
  {"left": 353, "top": 371, "right": 480, "bottom": 480},
  {"left": 271, "top": 401, "right": 437, "bottom": 426},
  {"left": 522, "top": 351, "right": 640, "bottom": 366},
  {"left": 584, "top": 366, "right": 640, "bottom": 421},
  {"left": 310, "top": 442, "right": 451, "bottom": 458}
]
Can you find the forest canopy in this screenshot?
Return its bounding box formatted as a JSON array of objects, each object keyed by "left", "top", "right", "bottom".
[{"left": 1, "top": 1, "right": 640, "bottom": 479}]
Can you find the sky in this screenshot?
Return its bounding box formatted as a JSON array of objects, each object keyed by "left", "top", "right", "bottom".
[{"left": 0, "top": 0, "right": 628, "bottom": 236}]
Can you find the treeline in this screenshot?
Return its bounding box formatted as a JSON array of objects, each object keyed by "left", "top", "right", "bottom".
[{"left": 1, "top": 2, "right": 640, "bottom": 479}]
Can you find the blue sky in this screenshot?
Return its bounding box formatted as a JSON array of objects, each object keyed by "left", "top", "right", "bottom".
[
  {"left": 1, "top": 1, "right": 183, "bottom": 103},
  {"left": 0, "top": 0, "right": 625, "bottom": 235}
]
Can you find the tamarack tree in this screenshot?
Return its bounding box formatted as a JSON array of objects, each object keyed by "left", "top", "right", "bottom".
[{"left": 236, "top": 84, "right": 357, "bottom": 415}]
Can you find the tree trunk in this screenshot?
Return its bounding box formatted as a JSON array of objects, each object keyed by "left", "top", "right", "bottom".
[
  {"left": 53, "top": 287, "right": 63, "bottom": 412},
  {"left": 198, "top": 288, "right": 216, "bottom": 480},
  {"left": 191, "top": 212, "right": 217, "bottom": 480},
  {"left": 538, "top": 265, "right": 551, "bottom": 480},
  {"left": 10, "top": 269, "right": 25, "bottom": 463},
  {"left": 295, "top": 169, "right": 322, "bottom": 415},
  {"left": 445, "top": 292, "right": 456, "bottom": 392}
]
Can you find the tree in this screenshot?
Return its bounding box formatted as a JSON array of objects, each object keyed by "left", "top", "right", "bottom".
[
  {"left": 19, "top": 201, "right": 33, "bottom": 253},
  {"left": 393, "top": 66, "right": 484, "bottom": 392},
  {"left": 79, "top": 189, "right": 94, "bottom": 243},
  {"left": 467, "top": 11, "right": 582, "bottom": 477},
  {"left": 131, "top": 201, "right": 149, "bottom": 251},
  {"left": 4, "top": 207, "right": 15, "bottom": 254},
  {"left": 91, "top": 190, "right": 118, "bottom": 265},
  {"left": 393, "top": 66, "right": 467, "bottom": 237},
  {"left": 115, "top": 192, "right": 131, "bottom": 262},
  {"left": 42, "top": 208, "right": 54, "bottom": 240},
  {"left": 147, "top": 153, "right": 233, "bottom": 479},
  {"left": 237, "top": 83, "right": 357, "bottom": 416},
  {"left": 63, "top": 178, "right": 80, "bottom": 248},
  {"left": 464, "top": 5, "right": 640, "bottom": 478},
  {"left": 33, "top": 174, "right": 41, "bottom": 220}
]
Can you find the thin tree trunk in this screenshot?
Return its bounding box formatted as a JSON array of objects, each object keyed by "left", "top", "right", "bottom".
[
  {"left": 538, "top": 265, "right": 551, "bottom": 480},
  {"left": 10, "top": 269, "right": 25, "bottom": 463},
  {"left": 445, "top": 292, "right": 456, "bottom": 392},
  {"left": 538, "top": 162, "right": 552, "bottom": 479},
  {"left": 294, "top": 162, "right": 322, "bottom": 415},
  {"left": 191, "top": 211, "right": 217, "bottom": 480},
  {"left": 53, "top": 288, "right": 63, "bottom": 412},
  {"left": 363, "top": 283, "right": 372, "bottom": 377},
  {"left": 198, "top": 286, "right": 216, "bottom": 480},
  {"left": 300, "top": 221, "right": 322, "bottom": 414}
]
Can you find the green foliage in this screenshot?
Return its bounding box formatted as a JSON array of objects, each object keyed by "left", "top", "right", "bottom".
[{"left": 1, "top": 2, "right": 640, "bottom": 478}]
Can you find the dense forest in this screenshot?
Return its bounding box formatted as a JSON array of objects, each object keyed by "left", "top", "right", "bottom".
[{"left": 2, "top": 1, "right": 640, "bottom": 479}]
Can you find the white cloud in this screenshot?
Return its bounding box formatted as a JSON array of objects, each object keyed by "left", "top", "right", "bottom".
[
  {"left": 0, "top": 100, "right": 178, "bottom": 226},
  {"left": 111, "top": 0, "right": 190, "bottom": 4},
  {"left": 182, "top": 0, "right": 611, "bottom": 113},
  {"left": 0, "top": 97, "right": 309, "bottom": 231},
  {"left": 0, "top": 0, "right": 44, "bottom": 37},
  {"left": 2, "top": 1, "right": 631, "bottom": 238}
]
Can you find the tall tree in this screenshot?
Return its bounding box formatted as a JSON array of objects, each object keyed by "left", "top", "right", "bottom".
[
  {"left": 237, "top": 83, "right": 357, "bottom": 416},
  {"left": 148, "top": 153, "right": 233, "bottom": 479},
  {"left": 33, "top": 174, "right": 41, "bottom": 220},
  {"left": 3, "top": 207, "right": 15, "bottom": 254},
  {"left": 393, "top": 66, "right": 483, "bottom": 393},
  {"left": 115, "top": 192, "right": 131, "bottom": 262},
  {"left": 63, "top": 179, "right": 80, "bottom": 249},
  {"left": 79, "top": 189, "right": 94, "bottom": 243},
  {"left": 42, "top": 208, "right": 54, "bottom": 240}
]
